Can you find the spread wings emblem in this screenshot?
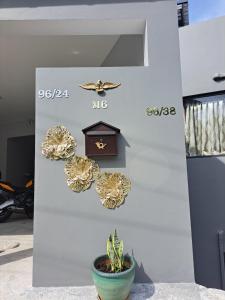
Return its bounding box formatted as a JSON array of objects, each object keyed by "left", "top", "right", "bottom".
[{"left": 79, "top": 80, "right": 121, "bottom": 93}]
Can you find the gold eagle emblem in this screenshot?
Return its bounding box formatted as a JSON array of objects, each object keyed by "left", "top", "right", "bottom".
[{"left": 79, "top": 80, "right": 121, "bottom": 93}]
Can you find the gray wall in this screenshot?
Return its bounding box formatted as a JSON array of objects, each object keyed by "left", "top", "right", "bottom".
[
  {"left": 180, "top": 16, "right": 225, "bottom": 289},
  {"left": 179, "top": 16, "right": 225, "bottom": 96},
  {"left": 102, "top": 35, "right": 144, "bottom": 67},
  {"left": 187, "top": 156, "right": 225, "bottom": 289},
  {"left": 33, "top": 66, "right": 194, "bottom": 286}
]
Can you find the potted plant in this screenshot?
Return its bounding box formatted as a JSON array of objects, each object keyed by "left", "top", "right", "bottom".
[{"left": 92, "top": 230, "right": 135, "bottom": 300}]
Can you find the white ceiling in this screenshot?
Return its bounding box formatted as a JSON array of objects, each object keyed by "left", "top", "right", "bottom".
[
  {"left": 0, "top": 34, "right": 120, "bottom": 124},
  {"left": 0, "top": 19, "right": 145, "bottom": 125}
]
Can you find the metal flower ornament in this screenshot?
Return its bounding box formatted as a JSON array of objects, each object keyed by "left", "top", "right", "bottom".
[
  {"left": 95, "top": 172, "right": 131, "bottom": 209},
  {"left": 65, "top": 156, "right": 100, "bottom": 192},
  {"left": 41, "top": 125, "right": 76, "bottom": 160}
]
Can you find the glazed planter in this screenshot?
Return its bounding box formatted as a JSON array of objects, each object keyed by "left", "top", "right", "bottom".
[{"left": 92, "top": 255, "right": 135, "bottom": 300}]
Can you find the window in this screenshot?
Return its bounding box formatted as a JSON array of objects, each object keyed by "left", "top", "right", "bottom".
[
  {"left": 177, "top": 1, "right": 189, "bottom": 27},
  {"left": 184, "top": 93, "right": 225, "bottom": 157}
]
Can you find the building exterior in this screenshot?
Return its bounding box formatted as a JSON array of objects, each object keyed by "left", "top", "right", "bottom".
[
  {"left": 0, "top": 0, "right": 224, "bottom": 291},
  {"left": 177, "top": 0, "right": 189, "bottom": 27},
  {"left": 179, "top": 16, "right": 225, "bottom": 289},
  {"left": 0, "top": 0, "right": 195, "bottom": 287}
]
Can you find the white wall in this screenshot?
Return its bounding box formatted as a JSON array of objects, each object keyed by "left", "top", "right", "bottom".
[
  {"left": 0, "top": 120, "right": 35, "bottom": 180},
  {"left": 0, "top": 0, "right": 181, "bottom": 71},
  {"left": 179, "top": 16, "right": 225, "bottom": 96},
  {"left": 102, "top": 35, "right": 144, "bottom": 66}
]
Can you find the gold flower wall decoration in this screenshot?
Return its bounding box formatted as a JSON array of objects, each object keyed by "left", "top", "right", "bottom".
[
  {"left": 95, "top": 172, "right": 131, "bottom": 209},
  {"left": 65, "top": 156, "right": 99, "bottom": 192},
  {"left": 42, "top": 125, "right": 76, "bottom": 160}
]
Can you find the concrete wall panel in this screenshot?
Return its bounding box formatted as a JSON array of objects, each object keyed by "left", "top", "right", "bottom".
[{"left": 33, "top": 67, "right": 194, "bottom": 286}]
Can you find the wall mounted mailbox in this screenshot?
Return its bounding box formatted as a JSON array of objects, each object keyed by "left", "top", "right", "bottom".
[{"left": 82, "top": 121, "right": 120, "bottom": 157}]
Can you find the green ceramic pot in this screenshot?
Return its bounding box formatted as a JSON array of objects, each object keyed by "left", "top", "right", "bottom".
[{"left": 92, "top": 255, "right": 135, "bottom": 300}]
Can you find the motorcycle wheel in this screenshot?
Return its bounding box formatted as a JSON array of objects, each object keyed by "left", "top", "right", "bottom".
[
  {"left": 25, "top": 207, "right": 34, "bottom": 219},
  {"left": 0, "top": 209, "right": 12, "bottom": 223}
]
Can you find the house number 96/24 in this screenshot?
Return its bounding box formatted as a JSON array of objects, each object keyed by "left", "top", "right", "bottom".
[
  {"left": 146, "top": 106, "right": 176, "bottom": 116},
  {"left": 38, "top": 89, "right": 69, "bottom": 99}
]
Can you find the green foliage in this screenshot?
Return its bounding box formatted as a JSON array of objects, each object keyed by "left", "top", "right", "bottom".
[{"left": 106, "top": 229, "right": 124, "bottom": 272}]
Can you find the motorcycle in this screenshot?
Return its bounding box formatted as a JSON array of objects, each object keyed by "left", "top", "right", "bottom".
[{"left": 0, "top": 179, "right": 34, "bottom": 222}]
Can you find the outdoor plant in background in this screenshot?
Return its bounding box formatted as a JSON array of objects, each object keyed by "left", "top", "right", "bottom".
[
  {"left": 92, "top": 230, "right": 135, "bottom": 300},
  {"left": 107, "top": 230, "right": 124, "bottom": 273}
]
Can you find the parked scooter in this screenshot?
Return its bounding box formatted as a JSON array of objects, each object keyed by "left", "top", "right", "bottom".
[{"left": 0, "top": 178, "right": 34, "bottom": 222}]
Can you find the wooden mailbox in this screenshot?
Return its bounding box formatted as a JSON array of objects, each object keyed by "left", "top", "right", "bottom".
[{"left": 82, "top": 121, "right": 120, "bottom": 157}]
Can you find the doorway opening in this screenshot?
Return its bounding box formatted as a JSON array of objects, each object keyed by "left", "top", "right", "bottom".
[{"left": 7, "top": 135, "right": 35, "bottom": 186}]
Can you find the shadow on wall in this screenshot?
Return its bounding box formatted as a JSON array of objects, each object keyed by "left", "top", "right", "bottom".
[
  {"left": 187, "top": 156, "right": 225, "bottom": 289},
  {"left": 133, "top": 256, "right": 155, "bottom": 298},
  {"left": 0, "top": 0, "right": 169, "bottom": 8},
  {"left": 135, "top": 262, "right": 153, "bottom": 284}
]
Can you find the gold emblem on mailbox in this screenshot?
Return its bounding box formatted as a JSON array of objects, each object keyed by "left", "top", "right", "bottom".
[{"left": 95, "top": 140, "right": 107, "bottom": 150}]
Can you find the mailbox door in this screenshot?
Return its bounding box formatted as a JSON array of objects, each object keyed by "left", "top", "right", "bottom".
[{"left": 85, "top": 135, "right": 117, "bottom": 156}]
